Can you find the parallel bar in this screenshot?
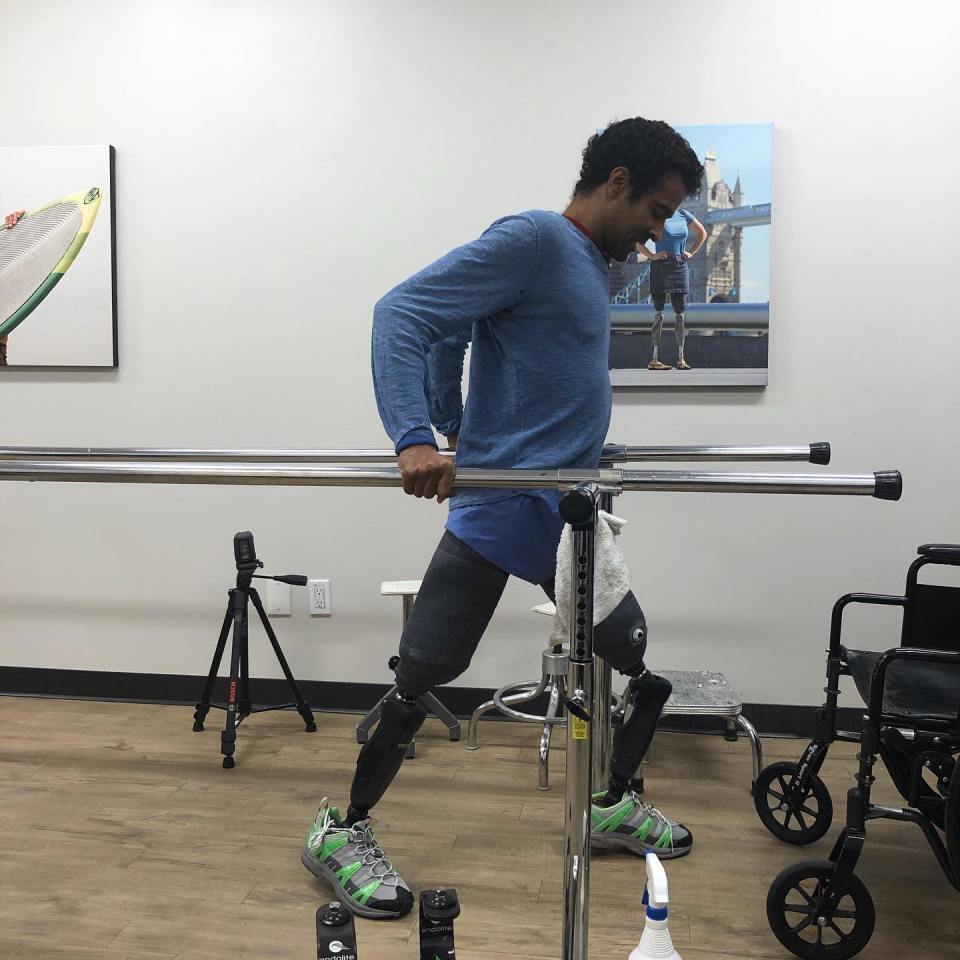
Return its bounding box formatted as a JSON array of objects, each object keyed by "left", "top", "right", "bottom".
[
  {"left": 0, "top": 443, "right": 829, "bottom": 464},
  {"left": 0, "top": 461, "right": 899, "bottom": 498},
  {"left": 0, "top": 447, "right": 427, "bottom": 463},
  {"left": 618, "top": 470, "right": 886, "bottom": 497},
  {"left": 0, "top": 461, "right": 613, "bottom": 489},
  {"left": 611, "top": 444, "right": 829, "bottom": 463}
]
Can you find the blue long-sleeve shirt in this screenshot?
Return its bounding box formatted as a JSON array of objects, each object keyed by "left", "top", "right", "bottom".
[
  {"left": 425, "top": 333, "right": 470, "bottom": 437},
  {"left": 372, "top": 210, "right": 612, "bottom": 581}
]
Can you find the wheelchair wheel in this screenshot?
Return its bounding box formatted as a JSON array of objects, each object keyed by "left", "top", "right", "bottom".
[
  {"left": 767, "top": 859, "right": 875, "bottom": 960},
  {"left": 754, "top": 761, "right": 833, "bottom": 845},
  {"left": 946, "top": 755, "right": 960, "bottom": 881}
]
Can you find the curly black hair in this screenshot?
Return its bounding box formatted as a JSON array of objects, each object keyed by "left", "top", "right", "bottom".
[{"left": 574, "top": 118, "right": 703, "bottom": 199}]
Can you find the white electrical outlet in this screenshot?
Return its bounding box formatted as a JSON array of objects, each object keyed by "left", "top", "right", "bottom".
[
  {"left": 308, "top": 579, "right": 332, "bottom": 616},
  {"left": 266, "top": 580, "right": 291, "bottom": 616}
]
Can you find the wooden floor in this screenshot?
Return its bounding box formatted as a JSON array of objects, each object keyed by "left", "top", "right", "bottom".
[{"left": 0, "top": 697, "right": 956, "bottom": 960}]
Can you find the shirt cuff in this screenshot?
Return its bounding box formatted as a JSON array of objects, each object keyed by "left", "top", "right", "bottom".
[{"left": 395, "top": 427, "right": 438, "bottom": 455}]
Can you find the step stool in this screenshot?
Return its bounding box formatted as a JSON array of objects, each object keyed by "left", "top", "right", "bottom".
[{"left": 640, "top": 669, "right": 763, "bottom": 795}]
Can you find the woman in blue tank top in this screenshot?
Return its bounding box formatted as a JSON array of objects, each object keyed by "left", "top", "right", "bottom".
[{"left": 636, "top": 206, "right": 707, "bottom": 369}]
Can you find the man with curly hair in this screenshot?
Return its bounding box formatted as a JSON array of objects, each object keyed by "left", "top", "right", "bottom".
[{"left": 301, "top": 118, "right": 704, "bottom": 920}]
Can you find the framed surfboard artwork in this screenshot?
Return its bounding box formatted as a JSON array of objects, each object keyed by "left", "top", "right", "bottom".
[{"left": 0, "top": 145, "right": 116, "bottom": 369}]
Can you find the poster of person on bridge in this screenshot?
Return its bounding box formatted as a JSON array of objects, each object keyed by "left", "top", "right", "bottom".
[{"left": 608, "top": 122, "right": 772, "bottom": 387}]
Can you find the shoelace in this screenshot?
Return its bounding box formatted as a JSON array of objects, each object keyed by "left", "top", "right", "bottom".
[
  {"left": 309, "top": 803, "right": 399, "bottom": 886},
  {"left": 628, "top": 790, "right": 673, "bottom": 826},
  {"left": 627, "top": 791, "right": 675, "bottom": 849},
  {"left": 348, "top": 820, "right": 399, "bottom": 884}
]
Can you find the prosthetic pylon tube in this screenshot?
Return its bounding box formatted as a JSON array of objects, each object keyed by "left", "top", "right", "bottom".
[
  {"left": 607, "top": 671, "right": 672, "bottom": 800},
  {"left": 348, "top": 691, "right": 426, "bottom": 819}
]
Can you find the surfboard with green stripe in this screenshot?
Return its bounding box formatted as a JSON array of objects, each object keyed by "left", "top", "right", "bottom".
[{"left": 0, "top": 186, "right": 103, "bottom": 338}]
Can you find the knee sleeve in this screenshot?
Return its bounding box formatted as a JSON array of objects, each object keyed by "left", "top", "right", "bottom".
[
  {"left": 394, "top": 532, "right": 507, "bottom": 696},
  {"left": 608, "top": 671, "right": 673, "bottom": 795},
  {"left": 349, "top": 692, "right": 427, "bottom": 816},
  {"left": 593, "top": 593, "right": 648, "bottom": 673}
]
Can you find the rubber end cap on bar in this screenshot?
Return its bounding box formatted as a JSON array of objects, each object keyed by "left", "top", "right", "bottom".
[
  {"left": 559, "top": 488, "right": 597, "bottom": 525},
  {"left": 873, "top": 471, "right": 903, "bottom": 501},
  {"left": 809, "top": 442, "right": 831, "bottom": 465}
]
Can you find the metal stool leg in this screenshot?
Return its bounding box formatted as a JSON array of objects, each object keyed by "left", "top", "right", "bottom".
[
  {"left": 356, "top": 690, "right": 389, "bottom": 744},
  {"left": 538, "top": 677, "right": 565, "bottom": 791},
  {"left": 417, "top": 690, "right": 461, "bottom": 742},
  {"left": 735, "top": 714, "right": 763, "bottom": 794},
  {"left": 467, "top": 677, "right": 548, "bottom": 750},
  {"left": 355, "top": 684, "right": 415, "bottom": 758}
]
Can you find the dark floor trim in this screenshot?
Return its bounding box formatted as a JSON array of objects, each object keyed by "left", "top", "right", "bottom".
[{"left": 0, "top": 666, "right": 864, "bottom": 739}]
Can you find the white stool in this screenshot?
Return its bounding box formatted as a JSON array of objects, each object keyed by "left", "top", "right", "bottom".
[
  {"left": 355, "top": 580, "right": 462, "bottom": 758},
  {"left": 467, "top": 602, "right": 622, "bottom": 791}
]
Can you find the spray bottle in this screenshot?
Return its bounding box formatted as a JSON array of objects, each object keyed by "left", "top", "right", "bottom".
[{"left": 628, "top": 853, "right": 681, "bottom": 960}]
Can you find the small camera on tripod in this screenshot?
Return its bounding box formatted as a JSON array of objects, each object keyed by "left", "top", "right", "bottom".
[{"left": 234, "top": 530, "right": 261, "bottom": 571}]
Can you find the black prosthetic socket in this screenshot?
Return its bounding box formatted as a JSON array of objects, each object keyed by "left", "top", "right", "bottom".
[
  {"left": 602, "top": 670, "right": 672, "bottom": 805},
  {"left": 347, "top": 691, "right": 427, "bottom": 824},
  {"left": 592, "top": 597, "right": 648, "bottom": 677}
]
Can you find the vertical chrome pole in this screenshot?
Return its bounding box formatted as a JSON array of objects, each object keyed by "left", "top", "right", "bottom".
[
  {"left": 561, "top": 484, "right": 601, "bottom": 960},
  {"left": 591, "top": 491, "right": 615, "bottom": 790}
]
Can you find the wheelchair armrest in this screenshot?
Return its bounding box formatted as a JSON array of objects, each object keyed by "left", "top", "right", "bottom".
[
  {"left": 867, "top": 646, "right": 960, "bottom": 723},
  {"left": 829, "top": 593, "right": 907, "bottom": 655},
  {"left": 918, "top": 543, "right": 960, "bottom": 564}
]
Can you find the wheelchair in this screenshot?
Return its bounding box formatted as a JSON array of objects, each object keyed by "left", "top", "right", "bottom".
[{"left": 754, "top": 544, "right": 960, "bottom": 959}]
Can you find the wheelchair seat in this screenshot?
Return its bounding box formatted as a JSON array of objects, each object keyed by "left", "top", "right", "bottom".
[{"left": 843, "top": 645, "right": 960, "bottom": 726}]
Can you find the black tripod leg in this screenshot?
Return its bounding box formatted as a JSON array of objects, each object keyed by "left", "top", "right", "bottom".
[
  {"left": 250, "top": 588, "right": 317, "bottom": 732},
  {"left": 221, "top": 588, "right": 246, "bottom": 769},
  {"left": 238, "top": 606, "right": 253, "bottom": 723},
  {"left": 194, "top": 601, "right": 234, "bottom": 732}
]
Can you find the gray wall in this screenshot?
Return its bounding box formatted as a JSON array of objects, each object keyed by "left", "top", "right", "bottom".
[{"left": 1, "top": 0, "right": 958, "bottom": 705}]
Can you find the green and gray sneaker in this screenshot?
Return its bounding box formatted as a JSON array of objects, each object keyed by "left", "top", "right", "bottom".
[
  {"left": 590, "top": 790, "right": 693, "bottom": 859},
  {"left": 301, "top": 799, "right": 413, "bottom": 919}
]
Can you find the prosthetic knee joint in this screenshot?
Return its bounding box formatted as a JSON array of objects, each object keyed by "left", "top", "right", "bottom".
[{"left": 348, "top": 690, "right": 427, "bottom": 822}]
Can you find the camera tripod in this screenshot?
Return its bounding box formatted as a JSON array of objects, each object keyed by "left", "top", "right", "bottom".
[{"left": 193, "top": 531, "right": 316, "bottom": 767}]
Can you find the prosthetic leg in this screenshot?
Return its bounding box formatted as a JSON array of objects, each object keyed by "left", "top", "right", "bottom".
[
  {"left": 346, "top": 690, "right": 427, "bottom": 825},
  {"left": 647, "top": 312, "right": 670, "bottom": 370},
  {"left": 346, "top": 531, "right": 508, "bottom": 826},
  {"left": 674, "top": 313, "right": 690, "bottom": 370}
]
